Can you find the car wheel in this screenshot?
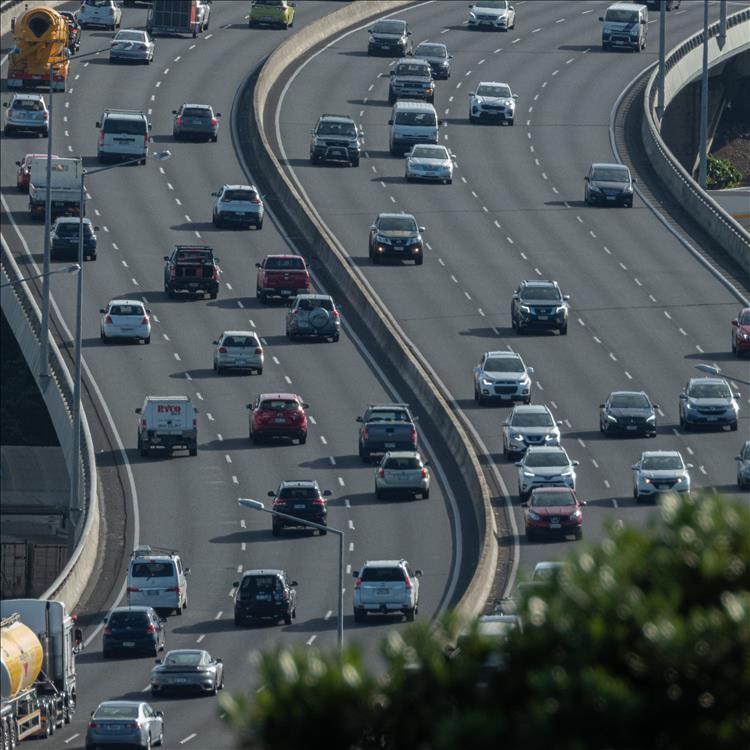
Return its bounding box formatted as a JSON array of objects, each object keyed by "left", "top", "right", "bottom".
[
  {"left": 508, "top": 119, "right": 514, "bottom": 126},
  {"left": 359, "top": 445, "right": 370, "bottom": 464},
  {"left": 372, "top": 253, "right": 380, "bottom": 265},
  {"left": 415, "top": 255, "right": 424, "bottom": 266},
  {"left": 234, "top": 613, "right": 242, "bottom": 626},
  {"left": 210, "top": 292, "right": 217, "bottom": 300},
  {"left": 299, "top": 433, "right": 307, "bottom": 445},
  {"left": 258, "top": 290, "right": 268, "bottom": 304},
  {"left": 731, "top": 421, "right": 738, "bottom": 432},
  {"left": 559, "top": 323, "right": 568, "bottom": 335},
  {"left": 446, "top": 178, "right": 453, "bottom": 184},
  {"left": 422, "top": 489, "right": 429, "bottom": 499},
  {"left": 633, "top": 488, "right": 640, "bottom": 502},
  {"left": 283, "top": 613, "right": 292, "bottom": 625},
  {"left": 332, "top": 333, "right": 340, "bottom": 343},
  {"left": 189, "top": 445, "right": 198, "bottom": 456},
  {"left": 351, "top": 157, "right": 360, "bottom": 167},
  {"left": 526, "top": 530, "right": 536, "bottom": 543},
  {"left": 354, "top": 610, "right": 366, "bottom": 623},
  {"left": 256, "top": 219, "right": 263, "bottom": 230},
  {"left": 272, "top": 523, "right": 281, "bottom": 537},
  {"left": 405, "top": 608, "right": 415, "bottom": 622},
  {"left": 319, "top": 527, "right": 327, "bottom": 536},
  {"left": 375, "top": 487, "right": 383, "bottom": 500},
  {"left": 732, "top": 338, "right": 737, "bottom": 354},
  {"left": 469, "top": 113, "right": 478, "bottom": 124}
]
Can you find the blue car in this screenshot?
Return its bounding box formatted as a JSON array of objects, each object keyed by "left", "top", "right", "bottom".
[{"left": 50, "top": 217, "right": 98, "bottom": 261}]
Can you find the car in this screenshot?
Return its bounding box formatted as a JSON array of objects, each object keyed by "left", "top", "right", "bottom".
[
  {"left": 646, "top": 0, "right": 680, "bottom": 9},
  {"left": 163, "top": 244, "right": 221, "bottom": 299},
  {"left": 211, "top": 184, "right": 264, "bottom": 229},
  {"left": 599, "top": 391, "right": 658, "bottom": 437},
  {"left": 375, "top": 450, "right": 430, "bottom": 500},
  {"left": 286, "top": 294, "right": 341, "bottom": 342},
  {"left": 731, "top": 307, "right": 750, "bottom": 356},
  {"left": 367, "top": 18, "right": 411, "bottom": 56},
  {"left": 405, "top": 144, "right": 454, "bottom": 184},
  {"left": 256, "top": 254, "right": 311, "bottom": 303},
  {"left": 511, "top": 279, "right": 569, "bottom": 334},
  {"left": 368, "top": 213, "right": 425, "bottom": 265},
  {"left": 516, "top": 446, "right": 579, "bottom": 502},
  {"left": 85, "top": 701, "right": 163, "bottom": 750},
  {"left": 96, "top": 108, "right": 151, "bottom": 164},
  {"left": 353, "top": 560, "right": 422, "bottom": 622},
  {"left": 3, "top": 94, "right": 49, "bottom": 137},
  {"left": 468, "top": 0, "right": 516, "bottom": 30},
  {"left": 679, "top": 376, "right": 740, "bottom": 431},
  {"left": 150, "top": 649, "right": 224, "bottom": 696},
  {"left": 213, "top": 330, "right": 264, "bottom": 375},
  {"left": 389, "top": 100, "right": 440, "bottom": 156},
  {"left": 388, "top": 58, "right": 435, "bottom": 104},
  {"left": 78, "top": 0, "right": 122, "bottom": 30},
  {"left": 309, "top": 114, "right": 363, "bottom": 166},
  {"left": 584, "top": 163, "right": 635, "bottom": 207},
  {"left": 268, "top": 480, "right": 331, "bottom": 536},
  {"left": 248, "top": 392, "right": 309, "bottom": 444},
  {"left": 100, "top": 299, "right": 151, "bottom": 344},
  {"left": 59, "top": 10, "right": 82, "bottom": 52},
  {"left": 632, "top": 450, "right": 692, "bottom": 502},
  {"left": 249, "top": 0, "right": 296, "bottom": 29},
  {"left": 411, "top": 41, "right": 452, "bottom": 79},
  {"left": 50, "top": 217, "right": 98, "bottom": 261},
  {"left": 473, "top": 350, "right": 534, "bottom": 405},
  {"left": 477, "top": 614, "right": 523, "bottom": 638},
  {"left": 15, "top": 153, "right": 51, "bottom": 192},
  {"left": 172, "top": 103, "right": 221, "bottom": 141},
  {"left": 736, "top": 440, "right": 750, "bottom": 490},
  {"left": 127, "top": 545, "right": 189, "bottom": 615},
  {"left": 357, "top": 403, "right": 418, "bottom": 462},
  {"left": 110, "top": 29, "right": 155, "bottom": 64},
  {"left": 102, "top": 606, "right": 165, "bottom": 658},
  {"left": 502, "top": 404, "right": 561, "bottom": 459},
  {"left": 468, "top": 81, "right": 518, "bottom": 124},
  {"left": 532, "top": 561, "right": 564, "bottom": 581},
  {"left": 523, "top": 487, "right": 585, "bottom": 541},
  {"left": 136, "top": 396, "right": 198, "bottom": 457},
  {"left": 233, "top": 569, "right": 297, "bottom": 625}
]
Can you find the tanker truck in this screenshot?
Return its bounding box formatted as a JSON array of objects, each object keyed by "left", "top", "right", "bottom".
[
  {"left": 0, "top": 600, "right": 82, "bottom": 747},
  {"left": 7, "top": 6, "right": 71, "bottom": 92}
]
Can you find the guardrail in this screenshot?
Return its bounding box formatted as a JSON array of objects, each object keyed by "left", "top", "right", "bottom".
[
  {"left": 0, "top": 238, "right": 99, "bottom": 611},
  {"left": 642, "top": 8, "right": 750, "bottom": 275}
]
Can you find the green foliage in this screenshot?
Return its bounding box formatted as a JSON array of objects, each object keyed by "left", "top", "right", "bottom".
[
  {"left": 706, "top": 154, "right": 743, "bottom": 189},
  {"left": 222, "top": 494, "right": 750, "bottom": 750}
]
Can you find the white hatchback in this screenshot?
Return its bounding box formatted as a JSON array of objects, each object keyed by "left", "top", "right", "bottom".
[
  {"left": 100, "top": 299, "right": 151, "bottom": 344},
  {"left": 78, "top": 0, "right": 122, "bottom": 30},
  {"left": 213, "top": 330, "right": 264, "bottom": 375}
]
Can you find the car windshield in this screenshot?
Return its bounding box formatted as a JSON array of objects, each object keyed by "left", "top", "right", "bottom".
[
  {"left": 265, "top": 257, "right": 305, "bottom": 270},
  {"left": 109, "top": 304, "right": 144, "bottom": 316},
  {"left": 531, "top": 491, "right": 575, "bottom": 507},
  {"left": 394, "top": 112, "right": 437, "bottom": 127},
  {"left": 395, "top": 63, "right": 430, "bottom": 77},
  {"left": 477, "top": 1, "right": 508, "bottom": 7},
  {"left": 689, "top": 383, "right": 731, "bottom": 399},
  {"left": 610, "top": 393, "right": 650, "bottom": 408},
  {"left": 279, "top": 487, "right": 318, "bottom": 500},
  {"left": 114, "top": 31, "right": 144, "bottom": 42},
  {"left": 94, "top": 705, "right": 139, "bottom": 719},
  {"left": 164, "top": 651, "right": 202, "bottom": 666},
  {"left": 222, "top": 190, "right": 256, "bottom": 202},
  {"left": 87, "top": 0, "right": 112, "bottom": 6},
  {"left": 377, "top": 216, "right": 417, "bottom": 232},
  {"left": 241, "top": 575, "right": 281, "bottom": 592},
  {"left": 373, "top": 20, "right": 405, "bottom": 34},
  {"left": 605, "top": 9, "right": 639, "bottom": 23},
  {"left": 485, "top": 357, "right": 524, "bottom": 373},
  {"left": 592, "top": 167, "right": 630, "bottom": 182},
  {"left": 182, "top": 107, "right": 211, "bottom": 118},
  {"left": 317, "top": 121, "right": 356, "bottom": 136},
  {"left": 13, "top": 99, "right": 44, "bottom": 111},
  {"left": 384, "top": 457, "right": 420, "bottom": 470},
  {"left": 520, "top": 286, "right": 561, "bottom": 301},
  {"left": 255, "top": 0, "right": 285, "bottom": 6},
  {"left": 56, "top": 222, "right": 92, "bottom": 236},
  {"left": 642, "top": 455, "right": 684, "bottom": 470},
  {"left": 108, "top": 612, "right": 149, "bottom": 626},
  {"left": 739, "top": 310, "right": 750, "bottom": 325},
  {"left": 416, "top": 44, "right": 446, "bottom": 57},
  {"left": 511, "top": 412, "right": 553, "bottom": 427},
  {"left": 367, "top": 410, "right": 409, "bottom": 423},
  {"left": 260, "top": 400, "right": 299, "bottom": 411},
  {"left": 476, "top": 84, "right": 511, "bottom": 98},
  {"left": 411, "top": 146, "right": 446, "bottom": 159},
  {"left": 524, "top": 451, "right": 568, "bottom": 468},
  {"left": 221, "top": 335, "right": 257, "bottom": 347},
  {"left": 131, "top": 562, "right": 173, "bottom": 577},
  {"left": 361, "top": 567, "right": 406, "bottom": 582}
]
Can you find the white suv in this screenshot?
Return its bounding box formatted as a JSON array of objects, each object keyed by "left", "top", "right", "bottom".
[
  {"left": 353, "top": 560, "right": 422, "bottom": 622},
  {"left": 96, "top": 109, "right": 151, "bottom": 163},
  {"left": 3, "top": 94, "right": 49, "bottom": 137},
  {"left": 516, "top": 446, "right": 579, "bottom": 501},
  {"left": 79, "top": 0, "right": 122, "bottom": 30},
  {"left": 127, "top": 546, "right": 190, "bottom": 615},
  {"left": 473, "top": 350, "right": 533, "bottom": 405},
  {"left": 632, "top": 451, "right": 692, "bottom": 502}
]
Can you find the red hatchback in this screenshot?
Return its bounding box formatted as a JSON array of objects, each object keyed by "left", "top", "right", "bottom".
[
  {"left": 522, "top": 487, "right": 585, "bottom": 541},
  {"left": 731, "top": 308, "right": 750, "bottom": 357},
  {"left": 248, "top": 393, "right": 309, "bottom": 445},
  {"left": 16, "top": 153, "right": 52, "bottom": 192}
]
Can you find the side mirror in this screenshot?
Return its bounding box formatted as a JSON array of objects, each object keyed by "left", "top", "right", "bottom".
[
  {"left": 632, "top": 177, "right": 637, "bottom": 184},
  {"left": 598, "top": 16, "right": 604, "bottom": 22},
  {"left": 652, "top": 403, "right": 660, "bottom": 409},
  {"left": 356, "top": 416, "right": 363, "bottom": 422},
  {"left": 352, "top": 570, "right": 359, "bottom": 578},
  {"left": 155, "top": 710, "right": 164, "bottom": 718},
  {"left": 99, "top": 309, "right": 106, "bottom": 314},
  {"left": 246, "top": 403, "right": 252, "bottom": 409},
  {"left": 290, "top": 580, "right": 298, "bottom": 587},
  {"left": 563, "top": 294, "right": 570, "bottom": 300},
  {"left": 184, "top": 568, "right": 190, "bottom": 575},
  {"left": 368, "top": 29, "right": 373, "bottom": 34},
  {"left": 503, "top": 419, "right": 510, "bottom": 426},
  {"left": 74, "top": 627, "right": 83, "bottom": 646},
  {"left": 736, "top": 455, "right": 742, "bottom": 461},
  {"left": 95, "top": 121, "right": 101, "bottom": 128},
  {"left": 572, "top": 460, "right": 580, "bottom": 466},
  {"left": 147, "top": 123, "right": 152, "bottom": 131},
  {"left": 216, "top": 113, "right": 222, "bottom": 117},
  {"left": 419, "top": 226, "right": 426, "bottom": 232},
  {"left": 135, "top": 407, "right": 142, "bottom": 414},
  {"left": 212, "top": 340, "right": 218, "bottom": 345},
  {"left": 160, "top": 618, "right": 167, "bottom": 624},
  {"left": 679, "top": 394, "right": 687, "bottom": 400},
  {"left": 514, "top": 461, "right": 523, "bottom": 467},
  {"left": 211, "top": 191, "right": 219, "bottom": 197},
  {"left": 599, "top": 404, "right": 605, "bottom": 409},
  {"left": 255, "top": 262, "right": 261, "bottom": 268},
  {"left": 580, "top": 500, "right": 588, "bottom": 506},
  {"left": 732, "top": 319, "right": 739, "bottom": 326},
  {"left": 407, "top": 31, "right": 412, "bottom": 35},
  {"left": 521, "top": 502, "right": 528, "bottom": 508},
  {"left": 94, "top": 226, "right": 100, "bottom": 231},
  {"left": 584, "top": 176, "right": 589, "bottom": 182},
  {"left": 527, "top": 367, "right": 535, "bottom": 375},
  {"left": 513, "top": 94, "right": 519, "bottom": 99},
  {"left": 268, "top": 490, "right": 275, "bottom": 497},
  {"left": 389, "top": 70, "right": 395, "bottom": 76},
  {"left": 232, "top": 581, "right": 239, "bottom": 587},
  {"left": 388, "top": 119, "right": 393, "bottom": 125},
  {"left": 15, "top": 161, "right": 20, "bottom": 166},
  {"left": 414, "top": 569, "right": 423, "bottom": 577},
  {"left": 640, "top": 18, "right": 646, "bottom": 24},
  {"left": 734, "top": 392, "right": 741, "bottom": 399},
  {"left": 686, "top": 463, "right": 694, "bottom": 469},
  {"left": 557, "top": 420, "right": 563, "bottom": 425},
  {"left": 154, "top": 658, "right": 161, "bottom": 664},
  {"left": 302, "top": 403, "right": 310, "bottom": 409},
  {"left": 163, "top": 256, "right": 170, "bottom": 261},
  {"left": 323, "top": 490, "right": 332, "bottom": 497},
  {"left": 631, "top": 464, "right": 639, "bottom": 470}
]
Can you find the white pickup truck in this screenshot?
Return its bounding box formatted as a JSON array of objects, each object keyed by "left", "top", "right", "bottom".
[
  {"left": 136, "top": 396, "right": 198, "bottom": 457},
  {"left": 28, "top": 156, "right": 82, "bottom": 221}
]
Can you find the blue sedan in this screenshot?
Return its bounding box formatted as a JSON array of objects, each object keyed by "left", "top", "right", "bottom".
[{"left": 85, "top": 701, "right": 164, "bottom": 749}]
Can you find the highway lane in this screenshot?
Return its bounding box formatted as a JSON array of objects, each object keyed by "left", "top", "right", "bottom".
[
  {"left": 1, "top": 3, "right": 463, "bottom": 747},
  {"left": 271, "top": 0, "right": 750, "bottom": 585}
]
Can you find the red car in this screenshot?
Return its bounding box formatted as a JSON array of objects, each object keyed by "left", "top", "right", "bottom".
[
  {"left": 522, "top": 487, "right": 586, "bottom": 541},
  {"left": 255, "top": 254, "right": 311, "bottom": 304},
  {"left": 731, "top": 307, "right": 750, "bottom": 357},
  {"left": 247, "top": 392, "right": 309, "bottom": 444},
  {"left": 16, "top": 153, "right": 52, "bottom": 192}
]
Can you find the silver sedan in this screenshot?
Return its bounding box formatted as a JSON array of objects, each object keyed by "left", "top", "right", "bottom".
[
  {"left": 375, "top": 451, "right": 430, "bottom": 499},
  {"left": 150, "top": 649, "right": 224, "bottom": 696},
  {"left": 110, "top": 29, "right": 155, "bottom": 64},
  {"left": 405, "top": 144, "right": 454, "bottom": 184},
  {"left": 85, "top": 701, "right": 163, "bottom": 748}
]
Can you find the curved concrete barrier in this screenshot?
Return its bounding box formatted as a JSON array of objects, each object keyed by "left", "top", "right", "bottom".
[
  {"left": 642, "top": 9, "right": 750, "bottom": 275},
  {"left": 245, "top": 1, "right": 500, "bottom": 620}
]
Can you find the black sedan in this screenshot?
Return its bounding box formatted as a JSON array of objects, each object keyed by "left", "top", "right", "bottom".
[
  {"left": 584, "top": 163, "right": 635, "bottom": 207},
  {"left": 50, "top": 217, "right": 98, "bottom": 261},
  {"left": 150, "top": 649, "right": 224, "bottom": 696},
  {"left": 599, "top": 390, "right": 658, "bottom": 437}
]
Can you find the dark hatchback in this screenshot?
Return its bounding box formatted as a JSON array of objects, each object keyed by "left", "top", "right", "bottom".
[
  {"left": 233, "top": 569, "right": 297, "bottom": 625},
  {"left": 50, "top": 217, "right": 98, "bottom": 260},
  {"left": 584, "top": 163, "right": 635, "bottom": 207},
  {"left": 600, "top": 390, "right": 658, "bottom": 437},
  {"left": 102, "top": 606, "right": 165, "bottom": 658},
  {"left": 269, "top": 480, "right": 330, "bottom": 535}
]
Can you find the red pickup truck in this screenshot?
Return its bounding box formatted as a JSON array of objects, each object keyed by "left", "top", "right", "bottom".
[{"left": 255, "top": 254, "right": 311, "bottom": 304}]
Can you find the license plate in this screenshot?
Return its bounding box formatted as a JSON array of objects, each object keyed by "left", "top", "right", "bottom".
[
  {"left": 263, "top": 15, "right": 273, "bottom": 21},
  {"left": 274, "top": 417, "right": 286, "bottom": 424},
  {"left": 384, "top": 442, "right": 396, "bottom": 448},
  {"left": 147, "top": 590, "right": 159, "bottom": 596},
  {"left": 549, "top": 523, "right": 561, "bottom": 529},
  {"left": 188, "top": 282, "right": 199, "bottom": 287},
  {"left": 281, "top": 290, "right": 291, "bottom": 295},
  {"left": 191, "top": 119, "right": 203, "bottom": 125},
  {"left": 537, "top": 315, "right": 548, "bottom": 320},
  {"left": 106, "top": 724, "right": 122, "bottom": 731},
  {"left": 172, "top": 677, "right": 188, "bottom": 683},
  {"left": 706, "top": 416, "right": 718, "bottom": 421},
  {"left": 377, "top": 589, "right": 390, "bottom": 595},
  {"left": 123, "top": 641, "right": 135, "bottom": 647},
  {"left": 256, "top": 594, "right": 270, "bottom": 600},
  {"left": 294, "top": 504, "right": 305, "bottom": 509},
  {"left": 626, "top": 425, "right": 638, "bottom": 431}
]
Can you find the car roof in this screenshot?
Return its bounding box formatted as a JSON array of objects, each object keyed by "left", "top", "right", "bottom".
[
  {"left": 368, "top": 402, "right": 410, "bottom": 409},
  {"left": 519, "top": 279, "right": 558, "bottom": 287},
  {"left": 144, "top": 395, "right": 191, "bottom": 402},
  {"left": 242, "top": 568, "right": 285, "bottom": 577},
  {"left": 484, "top": 350, "right": 521, "bottom": 358},
  {"left": 164, "top": 649, "right": 205, "bottom": 657},
  {"left": 416, "top": 41, "right": 447, "bottom": 50},
  {"left": 55, "top": 216, "right": 93, "bottom": 224},
  {"left": 95, "top": 701, "right": 146, "bottom": 708},
  {"left": 687, "top": 376, "right": 728, "bottom": 386},
  {"left": 107, "top": 298, "right": 144, "bottom": 306},
  {"left": 377, "top": 212, "right": 417, "bottom": 220},
  {"left": 511, "top": 404, "right": 550, "bottom": 414},
  {"left": 295, "top": 293, "right": 333, "bottom": 301},
  {"left": 525, "top": 446, "right": 566, "bottom": 454},
  {"left": 318, "top": 113, "right": 355, "bottom": 123},
  {"left": 531, "top": 486, "right": 574, "bottom": 494},
  {"left": 181, "top": 102, "right": 211, "bottom": 109},
  {"left": 103, "top": 112, "right": 145, "bottom": 121},
  {"left": 220, "top": 330, "right": 257, "bottom": 337},
  {"left": 221, "top": 183, "right": 256, "bottom": 190},
  {"left": 392, "top": 100, "right": 435, "bottom": 111},
  {"left": 362, "top": 559, "right": 408, "bottom": 567},
  {"left": 279, "top": 480, "right": 319, "bottom": 488},
  {"left": 383, "top": 450, "right": 422, "bottom": 459},
  {"left": 395, "top": 56, "right": 429, "bottom": 65},
  {"left": 116, "top": 28, "right": 146, "bottom": 34},
  {"left": 477, "top": 81, "right": 511, "bottom": 87},
  {"left": 11, "top": 93, "right": 45, "bottom": 101},
  {"left": 258, "top": 392, "right": 301, "bottom": 401},
  {"left": 110, "top": 605, "right": 155, "bottom": 613},
  {"left": 264, "top": 253, "right": 301, "bottom": 260},
  {"left": 608, "top": 2, "right": 646, "bottom": 11},
  {"left": 591, "top": 162, "right": 630, "bottom": 170},
  {"left": 640, "top": 450, "right": 682, "bottom": 458}
]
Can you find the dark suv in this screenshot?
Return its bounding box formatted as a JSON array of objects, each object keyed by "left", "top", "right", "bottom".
[
  {"left": 233, "top": 569, "right": 298, "bottom": 625},
  {"left": 369, "top": 212, "right": 425, "bottom": 265},
  {"left": 269, "top": 480, "right": 331, "bottom": 535},
  {"left": 388, "top": 58, "right": 434, "bottom": 104},
  {"left": 367, "top": 18, "right": 411, "bottom": 57},
  {"left": 309, "top": 114, "right": 363, "bottom": 167},
  {"left": 102, "top": 606, "right": 165, "bottom": 658},
  {"left": 511, "top": 280, "right": 569, "bottom": 335}
]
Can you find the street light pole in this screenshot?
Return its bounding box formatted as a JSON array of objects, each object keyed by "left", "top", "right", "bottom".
[
  {"left": 698, "top": 0, "right": 710, "bottom": 188},
  {"left": 238, "top": 498, "right": 345, "bottom": 652},
  {"left": 657, "top": 0, "right": 666, "bottom": 119},
  {"left": 40, "top": 64, "right": 56, "bottom": 382}
]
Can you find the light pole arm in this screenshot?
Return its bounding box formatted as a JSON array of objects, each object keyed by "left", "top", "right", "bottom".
[
  {"left": 253, "top": 505, "right": 342, "bottom": 537},
  {"left": 1, "top": 265, "right": 79, "bottom": 289}
]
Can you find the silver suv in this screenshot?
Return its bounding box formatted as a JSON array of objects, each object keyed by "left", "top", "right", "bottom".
[
  {"left": 388, "top": 58, "right": 435, "bottom": 104},
  {"left": 502, "top": 404, "right": 561, "bottom": 459},
  {"left": 3, "top": 94, "right": 49, "bottom": 137},
  {"left": 309, "top": 114, "right": 363, "bottom": 167},
  {"left": 285, "top": 294, "right": 341, "bottom": 342},
  {"left": 374, "top": 451, "right": 430, "bottom": 500},
  {"left": 473, "top": 350, "right": 534, "bottom": 405},
  {"left": 353, "top": 559, "right": 422, "bottom": 623},
  {"left": 679, "top": 376, "right": 739, "bottom": 431},
  {"left": 632, "top": 450, "right": 691, "bottom": 502}
]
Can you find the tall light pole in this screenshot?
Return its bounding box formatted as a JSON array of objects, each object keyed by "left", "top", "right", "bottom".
[
  {"left": 657, "top": 0, "right": 666, "bottom": 119},
  {"left": 238, "top": 498, "right": 345, "bottom": 652},
  {"left": 698, "top": 0, "right": 710, "bottom": 188},
  {"left": 1, "top": 264, "right": 79, "bottom": 290}
]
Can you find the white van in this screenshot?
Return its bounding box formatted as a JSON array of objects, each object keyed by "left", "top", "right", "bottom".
[
  {"left": 600, "top": 3, "right": 648, "bottom": 52},
  {"left": 127, "top": 546, "right": 189, "bottom": 615},
  {"left": 388, "top": 101, "right": 439, "bottom": 157},
  {"left": 96, "top": 109, "right": 151, "bottom": 164},
  {"left": 136, "top": 395, "right": 198, "bottom": 456}
]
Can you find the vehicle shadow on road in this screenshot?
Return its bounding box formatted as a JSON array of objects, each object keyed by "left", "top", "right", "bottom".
[
  {"left": 170, "top": 618, "right": 238, "bottom": 636},
  {"left": 364, "top": 148, "right": 398, "bottom": 159},
  {"left": 459, "top": 326, "right": 513, "bottom": 338},
  {"left": 545, "top": 200, "right": 587, "bottom": 208},
  {"left": 347, "top": 97, "right": 391, "bottom": 108},
  {"left": 169, "top": 367, "right": 218, "bottom": 379},
  {"left": 205, "top": 296, "right": 260, "bottom": 309},
  {"left": 343, "top": 492, "right": 381, "bottom": 508},
  {"left": 558, "top": 44, "right": 608, "bottom": 53},
  {"left": 97, "top": 448, "right": 194, "bottom": 468},
  {"left": 201, "top": 437, "right": 249, "bottom": 453},
  {"left": 373, "top": 175, "right": 407, "bottom": 185},
  {"left": 169, "top": 221, "right": 219, "bottom": 232},
  {"left": 684, "top": 350, "right": 737, "bottom": 362},
  {"left": 209, "top": 528, "right": 277, "bottom": 546},
  {"left": 299, "top": 454, "right": 362, "bottom": 471}
]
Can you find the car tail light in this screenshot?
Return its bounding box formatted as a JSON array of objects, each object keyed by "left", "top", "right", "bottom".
[
  {"left": 140, "top": 419, "right": 147, "bottom": 428},
  {"left": 282, "top": 589, "right": 289, "bottom": 601},
  {"left": 126, "top": 586, "right": 140, "bottom": 593},
  {"left": 354, "top": 577, "right": 362, "bottom": 589},
  {"left": 362, "top": 427, "right": 368, "bottom": 441},
  {"left": 332, "top": 310, "right": 340, "bottom": 319},
  {"left": 167, "top": 586, "right": 181, "bottom": 593},
  {"left": 218, "top": 346, "right": 227, "bottom": 353},
  {"left": 250, "top": 195, "right": 262, "bottom": 204},
  {"left": 421, "top": 468, "right": 428, "bottom": 478},
  {"left": 212, "top": 267, "right": 220, "bottom": 280},
  {"left": 272, "top": 499, "right": 286, "bottom": 508},
  {"left": 128, "top": 722, "right": 141, "bottom": 730},
  {"left": 99, "top": 132, "right": 105, "bottom": 145},
  {"left": 88, "top": 722, "right": 97, "bottom": 729},
  {"left": 176, "top": 116, "right": 183, "bottom": 126},
  {"left": 211, "top": 118, "right": 219, "bottom": 127},
  {"left": 43, "top": 112, "right": 49, "bottom": 121},
  {"left": 141, "top": 315, "right": 149, "bottom": 325},
  {"left": 404, "top": 575, "right": 412, "bottom": 589},
  {"left": 255, "top": 347, "right": 263, "bottom": 354},
  {"left": 410, "top": 427, "right": 417, "bottom": 445},
  {"left": 192, "top": 418, "right": 197, "bottom": 428},
  {"left": 138, "top": 44, "right": 146, "bottom": 50},
  {"left": 144, "top": 134, "right": 149, "bottom": 149},
  {"left": 103, "top": 627, "right": 112, "bottom": 636},
  {"left": 105, "top": 315, "right": 113, "bottom": 324},
  {"left": 169, "top": 267, "right": 176, "bottom": 279},
  {"left": 145, "top": 623, "right": 156, "bottom": 634},
  {"left": 291, "top": 309, "right": 298, "bottom": 316},
  {"left": 378, "top": 468, "right": 385, "bottom": 478},
  {"left": 313, "top": 496, "right": 326, "bottom": 506}
]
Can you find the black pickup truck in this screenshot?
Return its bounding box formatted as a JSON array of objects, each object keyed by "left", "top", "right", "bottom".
[{"left": 163, "top": 245, "right": 221, "bottom": 299}]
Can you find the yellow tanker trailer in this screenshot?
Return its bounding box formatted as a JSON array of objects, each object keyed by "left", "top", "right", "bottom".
[{"left": 8, "top": 6, "right": 71, "bottom": 92}]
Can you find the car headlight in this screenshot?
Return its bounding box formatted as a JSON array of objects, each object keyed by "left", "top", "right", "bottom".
[
  {"left": 544, "top": 434, "right": 558, "bottom": 442},
  {"left": 569, "top": 510, "right": 581, "bottom": 520},
  {"left": 527, "top": 511, "right": 541, "bottom": 521},
  {"left": 511, "top": 433, "right": 524, "bottom": 442},
  {"left": 739, "top": 332, "right": 750, "bottom": 340},
  {"left": 623, "top": 185, "right": 633, "bottom": 192},
  {"left": 469, "top": 12, "right": 477, "bottom": 19},
  {"left": 519, "top": 305, "right": 531, "bottom": 313},
  {"left": 523, "top": 471, "right": 535, "bottom": 478},
  {"left": 588, "top": 185, "right": 603, "bottom": 193},
  {"left": 630, "top": 29, "right": 639, "bottom": 36},
  {"left": 643, "top": 477, "right": 652, "bottom": 484},
  {"left": 506, "top": 99, "right": 515, "bottom": 108},
  {"left": 684, "top": 402, "right": 694, "bottom": 410},
  {"left": 606, "top": 414, "right": 618, "bottom": 423},
  {"left": 675, "top": 476, "right": 685, "bottom": 483},
  {"left": 554, "top": 305, "right": 566, "bottom": 314},
  {"left": 646, "top": 414, "right": 656, "bottom": 422},
  {"left": 560, "top": 470, "right": 573, "bottom": 477},
  {"left": 481, "top": 377, "right": 494, "bottom": 386}
]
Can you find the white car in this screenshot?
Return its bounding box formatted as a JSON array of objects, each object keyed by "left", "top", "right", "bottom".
[
  {"left": 532, "top": 561, "right": 564, "bottom": 582},
  {"left": 211, "top": 184, "right": 264, "bottom": 229},
  {"left": 213, "top": 330, "right": 264, "bottom": 375},
  {"left": 469, "top": 81, "right": 518, "bottom": 124},
  {"left": 473, "top": 350, "right": 533, "bottom": 405},
  {"left": 632, "top": 451, "right": 692, "bottom": 502},
  {"left": 516, "top": 446, "right": 579, "bottom": 501},
  {"left": 405, "top": 144, "right": 454, "bottom": 184},
  {"left": 374, "top": 451, "right": 430, "bottom": 500},
  {"left": 110, "top": 29, "right": 155, "bottom": 64},
  {"left": 468, "top": 0, "right": 516, "bottom": 31},
  {"left": 353, "top": 559, "right": 422, "bottom": 622},
  {"left": 78, "top": 0, "right": 122, "bottom": 30},
  {"left": 100, "top": 299, "right": 151, "bottom": 344},
  {"left": 502, "top": 404, "right": 561, "bottom": 458}
]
